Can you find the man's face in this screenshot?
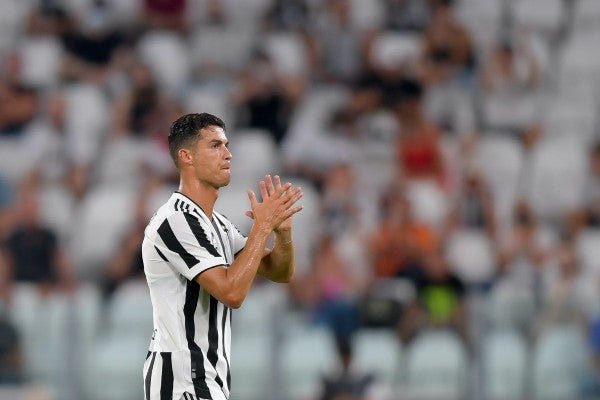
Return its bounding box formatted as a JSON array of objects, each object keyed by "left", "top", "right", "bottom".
[{"left": 188, "top": 125, "right": 232, "bottom": 189}]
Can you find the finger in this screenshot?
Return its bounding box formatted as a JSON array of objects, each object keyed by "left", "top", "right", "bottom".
[
  {"left": 281, "top": 205, "right": 304, "bottom": 220},
  {"left": 245, "top": 211, "right": 254, "bottom": 219},
  {"left": 274, "top": 175, "right": 282, "bottom": 191},
  {"left": 276, "top": 182, "right": 292, "bottom": 198},
  {"left": 266, "top": 175, "right": 276, "bottom": 196},
  {"left": 259, "top": 180, "right": 268, "bottom": 201},
  {"left": 247, "top": 190, "right": 258, "bottom": 207},
  {"left": 282, "top": 187, "right": 303, "bottom": 206}
]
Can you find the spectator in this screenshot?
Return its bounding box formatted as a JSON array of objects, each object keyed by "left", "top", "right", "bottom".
[
  {"left": 393, "top": 78, "right": 446, "bottom": 187},
  {"left": 479, "top": 37, "right": 542, "bottom": 144},
  {"left": 0, "top": 53, "right": 38, "bottom": 138},
  {"left": 534, "top": 241, "right": 588, "bottom": 336},
  {"left": 321, "top": 163, "right": 361, "bottom": 237},
  {"left": 302, "top": 235, "right": 365, "bottom": 341},
  {"left": 319, "top": 336, "right": 376, "bottom": 400},
  {"left": 60, "top": 0, "right": 127, "bottom": 84},
  {"left": 312, "top": 0, "right": 370, "bottom": 84},
  {"left": 445, "top": 167, "right": 497, "bottom": 238},
  {"left": 1, "top": 184, "right": 76, "bottom": 301},
  {"left": 422, "top": 0, "right": 475, "bottom": 84},
  {"left": 368, "top": 188, "right": 439, "bottom": 280},
  {"left": 0, "top": 314, "right": 22, "bottom": 384},
  {"left": 497, "top": 200, "right": 553, "bottom": 294},
  {"left": 232, "top": 49, "right": 304, "bottom": 145},
  {"left": 141, "top": 0, "right": 188, "bottom": 33},
  {"left": 399, "top": 249, "right": 468, "bottom": 343},
  {"left": 101, "top": 185, "right": 152, "bottom": 300}
]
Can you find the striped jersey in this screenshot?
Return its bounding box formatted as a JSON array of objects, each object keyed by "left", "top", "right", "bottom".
[{"left": 142, "top": 192, "right": 247, "bottom": 400}]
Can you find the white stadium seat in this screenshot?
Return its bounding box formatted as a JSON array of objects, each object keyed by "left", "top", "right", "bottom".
[
  {"left": 482, "top": 328, "right": 529, "bottom": 400},
  {"left": 406, "top": 329, "right": 470, "bottom": 400}
]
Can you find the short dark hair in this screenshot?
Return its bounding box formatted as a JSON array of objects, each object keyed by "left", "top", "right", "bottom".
[{"left": 168, "top": 113, "right": 226, "bottom": 168}]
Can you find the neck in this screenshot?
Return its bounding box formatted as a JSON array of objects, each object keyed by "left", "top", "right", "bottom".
[{"left": 178, "top": 176, "right": 219, "bottom": 218}]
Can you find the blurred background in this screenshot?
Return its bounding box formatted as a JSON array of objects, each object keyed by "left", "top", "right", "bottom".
[{"left": 0, "top": 0, "right": 599, "bottom": 399}]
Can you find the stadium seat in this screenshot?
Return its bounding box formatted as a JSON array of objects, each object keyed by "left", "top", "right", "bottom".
[
  {"left": 522, "top": 137, "right": 587, "bottom": 221},
  {"left": 351, "top": 328, "right": 403, "bottom": 386},
  {"left": 18, "top": 37, "right": 63, "bottom": 88},
  {"left": 575, "top": 228, "right": 600, "bottom": 276},
  {"left": 228, "top": 128, "right": 280, "bottom": 187},
  {"left": 475, "top": 135, "right": 524, "bottom": 228},
  {"left": 556, "top": 31, "right": 600, "bottom": 101},
  {"left": 532, "top": 324, "right": 591, "bottom": 400},
  {"left": 230, "top": 335, "right": 272, "bottom": 400},
  {"left": 573, "top": 0, "right": 600, "bottom": 32},
  {"left": 69, "top": 186, "right": 137, "bottom": 280},
  {"left": 348, "top": 0, "right": 384, "bottom": 29},
  {"left": 233, "top": 283, "right": 287, "bottom": 338},
  {"left": 369, "top": 31, "right": 422, "bottom": 70},
  {"left": 105, "top": 280, "right": 153, "bottom": 340},
  {"left": 405, "top": 329, "right": 470, "bottom": 400},
  {"left": 7, "top": 285, "right": 72, "bottom": 395},
  {"left": 83, "top": 282, "right": 152, "bottom": 400},
  {"left": 261, "top": 31, "right": 309, "bottom": 77},
  {"left": 541, "top": 94, "right": 597, "bottom": 144},
  {"left": 136, "top": 31, "right": 191, "bottom": 95},
  {"left": 405, "top": 180, "right": 449, "bottom": 231},
  {"left": 445, "top": 228, "right": 496, "bottom": 286},
  {"left": 63, "top": 83, "right": 110, "bottom": 166},
  {"left": 281, "top": 326, "right": 339, "bottom": 400},
  {"left": 482, "top": 328, "right": 529, "bottom": 400},
  {"left": 486, "top": 280, "right": 536, "bottom": 331},
  {"left": 512, "top": 0, "right": 565, "bottom": 37},
  {"left": 456, "top": 0, "right": 504, "bottom": 49},
  {"left": 190, "top": 24, "right": 256, "bottom": 74},
  {"left": 38, "top": 184, "right": 76, "bottom": 242},
  {"left": 184, "top": 85, "right": 236, "bottom": 129},
  {"left": 85, "top": 335, "right": 148, "bottom": 400}
]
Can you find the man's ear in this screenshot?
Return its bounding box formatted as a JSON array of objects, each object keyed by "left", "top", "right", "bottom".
[{"left": 178, "top": 148, "right": 193, "bottom": 167}]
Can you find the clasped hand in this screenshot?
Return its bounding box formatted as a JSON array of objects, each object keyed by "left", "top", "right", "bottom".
[{"left": 246, "top": 175, "right": 303, "bottom": 233}]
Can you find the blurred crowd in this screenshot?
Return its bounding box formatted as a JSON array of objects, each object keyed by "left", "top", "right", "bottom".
[{"left": 1, "top": 0, "right": 600, "bottom": 399}]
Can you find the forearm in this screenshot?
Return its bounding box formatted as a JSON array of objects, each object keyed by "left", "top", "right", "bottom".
[
  {"left": 258, "top": 229, "right": 295, "bottom": 283},
  {"left": 198, "top": 224, "right": 271, "bottom": 308}
]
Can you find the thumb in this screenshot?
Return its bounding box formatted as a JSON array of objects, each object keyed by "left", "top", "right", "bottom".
[{"left": 245, "top": 211, "right": 254, "bottom": 219}]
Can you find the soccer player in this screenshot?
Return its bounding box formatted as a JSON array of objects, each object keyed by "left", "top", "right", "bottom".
[{"left": 141, "top": 113, "right": 303, "bottom": 400}]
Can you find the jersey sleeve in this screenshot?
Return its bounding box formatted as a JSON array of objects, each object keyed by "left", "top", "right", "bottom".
[{"left": 154, "top": 211, "right": 226, "bottom": 280}]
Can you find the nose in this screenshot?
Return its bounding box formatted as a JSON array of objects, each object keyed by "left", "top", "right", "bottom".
[{"left": 224, "top": 146, "right": 232, "bottom": 160}]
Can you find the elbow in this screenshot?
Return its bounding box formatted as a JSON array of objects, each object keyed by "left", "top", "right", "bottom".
[{"left": 222, "top": 292, "right": 245, "bottom": 309}]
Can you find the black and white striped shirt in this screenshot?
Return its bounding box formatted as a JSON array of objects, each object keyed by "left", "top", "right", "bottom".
[{"left": 142, "top": 192, "right": 247, "bottom": 400}]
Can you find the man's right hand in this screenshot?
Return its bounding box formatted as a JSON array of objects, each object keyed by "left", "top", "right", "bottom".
[{"left": 247, "top": 176, "right": 303, "bottom": 234}]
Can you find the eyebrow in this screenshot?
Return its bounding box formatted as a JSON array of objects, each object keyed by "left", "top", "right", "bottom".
[{"left": 208, "top": 139, "right": 229, "bottom": 147}]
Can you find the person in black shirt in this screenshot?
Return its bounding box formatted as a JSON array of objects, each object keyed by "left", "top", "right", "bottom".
[{"left": 1, "top": 185, "right": 75, "bottom": 300}]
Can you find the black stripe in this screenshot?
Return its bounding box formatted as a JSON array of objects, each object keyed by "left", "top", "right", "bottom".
[
  {"left": 145, "top": 352, "right": 157, "bottom": 400},
  {"left": 207, "top": 296, "right": 225, "bottom": 391},
  {"left": 154, "top": 245, "right": 169, "bottom": 262},
  {"left": 211, "top": 219, "right": 229, "bottom": 265},
  {"left": 157, "top": 219, "right": 199, "bottom": 268},
  {"left": 174, "top": 199, "right": 181, "bottom": 211},
  {"left": 182, "top": 213, "right": 221, "bottom": 258},
  {"left": 184, "top": 280, "right": 212, "bottom": 399},
  {"left": 160, "top": 353, "right": 173, "bottom": 400},
  {"left": 192, "top": 208, "right": 204, "bottom": 220},
  {"left": 222, "top": 307, "right": 231, "bottom": 389}
]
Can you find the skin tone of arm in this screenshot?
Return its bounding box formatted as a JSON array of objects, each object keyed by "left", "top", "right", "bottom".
[
  {"left": 195, "top": 178, "right": 303, "bottom": 309},
  {"left": 246, "top": 175, "right": 297, "bottom": 283}
]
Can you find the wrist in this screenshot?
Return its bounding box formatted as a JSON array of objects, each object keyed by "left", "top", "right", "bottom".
[{"left": 274, "top": 229, "right": 293, "bottom": 244}]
